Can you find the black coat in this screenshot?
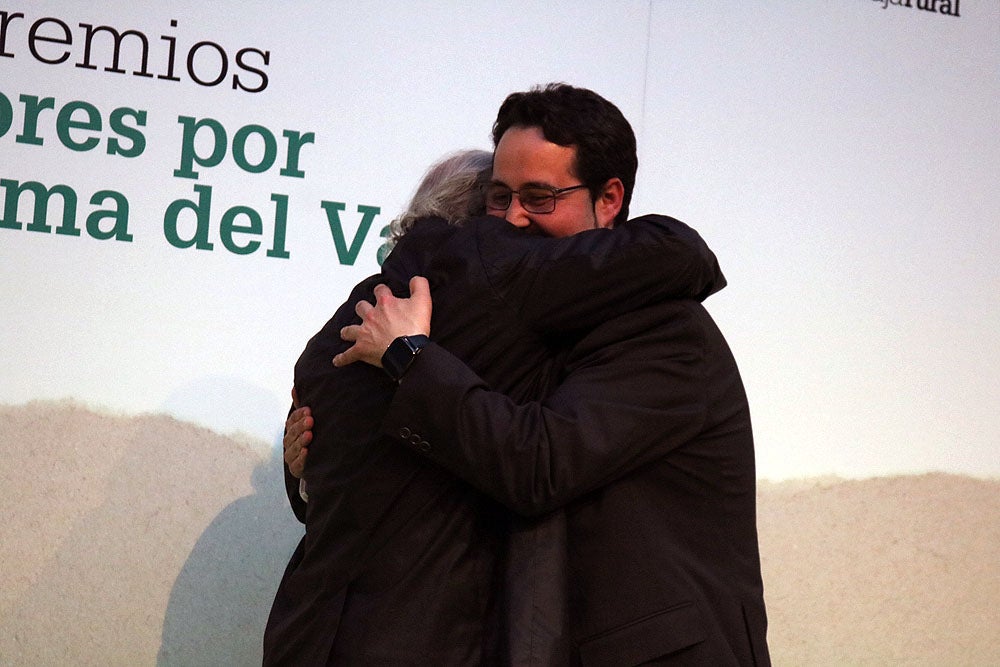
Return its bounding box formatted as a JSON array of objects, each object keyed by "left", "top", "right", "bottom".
[
  {"left": 264, "top": 214, "right": 722, "bottom": 665},
  {"left": 381, "top": 231, "right": 771, "bottom": 665}
]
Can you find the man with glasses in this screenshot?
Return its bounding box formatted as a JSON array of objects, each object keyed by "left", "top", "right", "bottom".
[{"left": 288, "top": 83, "right": 770, "bottom": 665}]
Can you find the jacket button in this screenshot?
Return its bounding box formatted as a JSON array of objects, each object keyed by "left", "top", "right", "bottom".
[
  {"left": 399, "top": 427, "right": 412, "bottom": 439},
  {"left": 418, "top": 440, "right": 431, "bottom": 453}
]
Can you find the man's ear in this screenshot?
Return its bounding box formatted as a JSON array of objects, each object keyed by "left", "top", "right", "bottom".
[{"left": 594, "top": 178, "right": 624, "bottom": 228}]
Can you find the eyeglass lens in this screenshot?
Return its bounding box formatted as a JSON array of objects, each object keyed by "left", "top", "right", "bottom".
[{"left": 486, "top": 186, "right": 557, "bottom": 213}]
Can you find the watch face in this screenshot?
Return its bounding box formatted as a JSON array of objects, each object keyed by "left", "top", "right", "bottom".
[
  {"left": 402, "top": 335, "right": 430, "bottom": 352},
  {"left": 382, "top": 335, "right": 428, "bottom": 381}
]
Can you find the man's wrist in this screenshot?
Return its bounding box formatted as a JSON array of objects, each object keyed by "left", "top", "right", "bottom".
[{"left": 381, "top": 335, "right": 430, "bottom": 382}]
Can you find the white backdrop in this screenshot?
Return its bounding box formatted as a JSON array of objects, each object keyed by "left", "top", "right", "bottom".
[{"left": 2, "top": 0, "right": 998, "bottom": 481}]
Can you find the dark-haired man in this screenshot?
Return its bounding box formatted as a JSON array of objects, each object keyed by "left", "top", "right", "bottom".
[{"left": 288, "top": 84, "right": 770, "bottom": 665}]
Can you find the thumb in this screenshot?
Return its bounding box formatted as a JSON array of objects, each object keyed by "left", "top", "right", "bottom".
[
  {"left": 409, "top": 275, "right": 433, "bottom": 329},
  {"left": 409, "top": 275, "right": 431, "bottom": 306}
]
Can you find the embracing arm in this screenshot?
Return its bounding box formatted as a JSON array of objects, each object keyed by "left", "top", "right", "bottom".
[
  {"left": 479, "top": 214, "right": 724, "bottom": 333},
  {"left": 379, "top": 303, "right": 712, "bottom": 516},
  {"left": 327, "top": 217, "right": 725, "bottom": 514},
  {"left": 332, "top": 214, "right": 723, "bottom": 367}
]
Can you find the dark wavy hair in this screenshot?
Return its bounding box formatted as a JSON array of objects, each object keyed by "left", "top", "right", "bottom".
[{"left": 492, "top": 83, "right": 637, "bottom": 225}]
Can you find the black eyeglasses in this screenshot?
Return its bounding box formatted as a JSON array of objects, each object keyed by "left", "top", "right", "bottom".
[{"left": 484, "top": 183, "right": 589, "bottom": 214}]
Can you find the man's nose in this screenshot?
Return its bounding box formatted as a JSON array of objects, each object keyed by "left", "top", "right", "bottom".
[{"left": 504, "top": 198, "right": 532, "bottom": 228}]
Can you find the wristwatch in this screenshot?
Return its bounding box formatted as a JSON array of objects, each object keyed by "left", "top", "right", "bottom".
[{"left": 381, "top": 334, "right": 430, "bottom": 382}]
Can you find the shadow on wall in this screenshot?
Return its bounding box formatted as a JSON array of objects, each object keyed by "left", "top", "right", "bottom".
[
  {"left": 0, "top": 401, "right": 303, "bottom": 666},
  {"left": 158, "top": 446, "right": 304, "bottom": 666},
  {"left": 3, "top": 402, "right": 998, "bottom": 664}
]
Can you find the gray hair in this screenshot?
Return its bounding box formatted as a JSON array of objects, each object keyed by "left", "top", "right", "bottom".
[{"left": 387, "top": 149, "right": 493, "bottom": 248}]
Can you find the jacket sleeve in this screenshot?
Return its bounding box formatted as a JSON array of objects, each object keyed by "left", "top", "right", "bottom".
[
  {"left": 477, "top": 214, "right": 725, "bottom": 335},
  {"left": 380, "top": 302, "right": 710, "bottom": 517}
]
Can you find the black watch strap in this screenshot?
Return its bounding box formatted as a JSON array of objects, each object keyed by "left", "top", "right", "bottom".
[{"left": 381, "top": 335, "right": 430, "bottom": 382}]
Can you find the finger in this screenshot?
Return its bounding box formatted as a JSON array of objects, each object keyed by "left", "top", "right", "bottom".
[
  {"left": 354, "top": 299, "right": 374, "bottom": 319},
  {"left": 283, "top": 433, "right": 300, "bottom": 458},
  {"left": 284, "top": 406, "right": 311, "bottom": 437},
  {"left": 283, "top": 415, "right": 313, "bottom": 454},
  {"left": 372, "top": 283, "right": 393, "bottom": 302},
  {"left": 409, "top": 275, "right": 433, "bottom": 328},
  {"left": 333, "top": 345, "right": 360, "bottom": 367},
  {"left": 284, "top": 417, "right": 302, "bottom": 446},
  {"left": 294, "top": 450, "right": 308, "bottom": 476},
  {"left": 340, "top": 324, "right": 359, "bottom": 342},
  {"left": 290, "top": 386, "right": 300, "bottom": 409},
  {"left": 409, "top": 275, "right": 430, "bottom": 300},
  {"left": 283, "top": 419, "right": 312, "bottom": 466},
  {"left": 281, "top": 408, "right": 313, "bottom": 449},
  {"left": 284, "top": 438, "right": 301, "bottom": 468},
  {"left": 287, "top": 448, "right": 307, "bottom": 478}
]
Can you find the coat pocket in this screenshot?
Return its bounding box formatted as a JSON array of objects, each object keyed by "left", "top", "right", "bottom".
[{"left": 578, "top": 601, "right": 707, "bottom": 667}]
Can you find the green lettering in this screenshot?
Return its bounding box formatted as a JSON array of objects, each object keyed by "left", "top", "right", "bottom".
[
  {"left": 107, "top": 107, "right": 147, "bottom": 158},
  {"left": 0, "top": 179, "right": 78, "bottom": 234},
  {"left": 267, "top": 193, "right": 290, "bottom": 259},
  {"left": 86, "top": 190, "right": 132, "bottom": 241},
  {"left": 278, "top": 130, "right": 314, "bottom": 178},
  {"left": 376, "top": 223, "right": 392, "bottom": 266},
  {"left": 232, "top": 124, "right": 276, "bottom": 174},
  {"left": 57, "top": 100, "right": 102, "bottom": 152},
  {"left": 0, "top": 91, "right": 12, "bottom": 137},
  {"left": 164, "top": 183, "right": 213, "bottom": 249},
  {"left": 321, "top": 201, "right": 381, "bottom": 266},
  {"left": 174, "top": 115, "right": 226, "bottom": 179},
  {"left": 16, "top": 94, "right": 56, "bottom": 146},
  {"left": 220, "top": 205, "right": 262, "bottom": 254}
]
